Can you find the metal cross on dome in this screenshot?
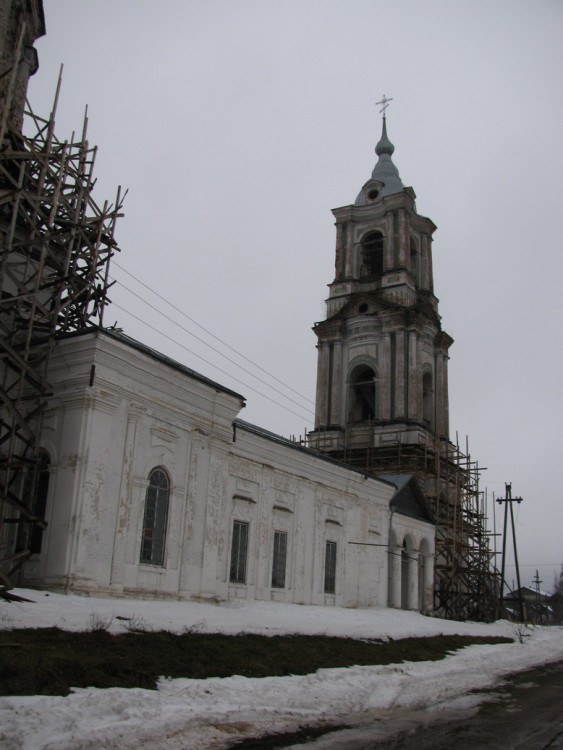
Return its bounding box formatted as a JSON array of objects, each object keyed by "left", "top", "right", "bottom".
[{"left": 376, "top": 94, "right": 393, "bottom": 116}]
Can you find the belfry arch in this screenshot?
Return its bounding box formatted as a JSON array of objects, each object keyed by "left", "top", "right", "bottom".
[
  {"left": 348, "top": 364, "right": 378, "bottom": 423},
  {"left": 360, "top": 231, "right": 384, "bottom": 278}
]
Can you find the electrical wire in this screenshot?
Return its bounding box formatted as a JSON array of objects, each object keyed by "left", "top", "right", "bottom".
[
  {"left": 111, "top": 302, "right": 314, "bottom": 424},
  {"left": 112, "top": 275, "right": 314, "bottom": 416},
  {"left": 112, "top": 260, "right": 315, "bottom": 406}
]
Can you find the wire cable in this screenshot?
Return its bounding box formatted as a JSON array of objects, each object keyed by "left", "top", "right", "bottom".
[
  {"left": 112, "top": 275, "right": 314, "bottom": 417},
  {"left": 112, "top": 260, "right": 315, "bottom": 406},
  {"left": 112, "top": 303, "right": 313, "bottom": 424}
]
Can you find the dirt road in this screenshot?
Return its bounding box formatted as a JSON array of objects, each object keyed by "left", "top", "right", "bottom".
[
  {"left": 359, "top": 658, "right": 563, "bottom": 750},
  {"left": 229, "top": 659, "right": 563, "bottom": 749}
]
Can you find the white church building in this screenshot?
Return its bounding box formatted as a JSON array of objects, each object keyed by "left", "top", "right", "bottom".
[
  {"left": 2, "top": 3, "right": 437, "bottom": 613},
  {"left": 23, "top": 326, "right": 436, "bottom": 612}
]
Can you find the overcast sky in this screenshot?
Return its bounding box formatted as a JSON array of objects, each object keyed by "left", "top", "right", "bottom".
[{"left": 28, "top": 0, "right": 563, "bottom": 593}]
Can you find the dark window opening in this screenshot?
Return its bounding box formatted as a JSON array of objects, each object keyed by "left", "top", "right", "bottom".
[
  {"left": 358, "top": 303, "right": 368, "bottom": 313},
  {"left": 271, "top": 530, "right": 287, "bottom": 588},
  {"left": 140, "top": 468, "right": 170, "bottom": 565},
  {"left": 349, "top": 365, "right": 377, "bottom": 422},
  {"left": 324, "top": 540, "right": 337, "bottom": 594},
  {"left": 367, "top": 188, "right": 379, "bottom": 200},
  {"left": 230, "top": 520, "right": 249, "bottom": 583},
  {"left": 360, "top": 231, "right": 384, "bottom": 278}
]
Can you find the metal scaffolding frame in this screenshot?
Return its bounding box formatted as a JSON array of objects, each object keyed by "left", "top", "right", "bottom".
[
  {"left": 0, "top": 75, "right": 124, "bottom": 590},
  {"left": 308, "top": 425, "right": 499, "bottom": 622}
]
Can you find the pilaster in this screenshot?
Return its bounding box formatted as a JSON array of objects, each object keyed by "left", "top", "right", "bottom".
[
  {"left": 389, "top": 544, "right": 402, "bottom": 608},
  {"left": 407, "top": 330, "right": 419, "bottom": 421}
]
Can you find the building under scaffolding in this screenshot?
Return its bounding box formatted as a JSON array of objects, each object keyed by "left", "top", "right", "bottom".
[
  {"left": 2, "top": 3, "right": 498, "bottom": 621},
  {"left": 0, "top": 3, "right": 123, "bottom": 589},
  {"left": 307, "top": 109, "right": 499, "bottom": 622},
  {"left": 308, "top": 426, "right": 498, "bottom": 621}
]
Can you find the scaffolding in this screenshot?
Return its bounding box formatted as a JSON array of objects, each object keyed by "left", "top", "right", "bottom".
[
  {"left": 0, "top": 73, "right": 124, "bottom": 590},
  {"left": 309, "top": 425, "right": 499, "bottom": 622}
]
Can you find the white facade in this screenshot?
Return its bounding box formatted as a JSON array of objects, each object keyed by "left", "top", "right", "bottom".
[{"left": 23, "top": 328, "right": 434, "bottom": 611}]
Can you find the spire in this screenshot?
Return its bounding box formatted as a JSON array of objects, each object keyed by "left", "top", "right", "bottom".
[
  {"left": 375, "top": 115, "right": 395, "bottom": 157},
  {"left": 355, "top": 108, "right": 404, "bottom": 206}
]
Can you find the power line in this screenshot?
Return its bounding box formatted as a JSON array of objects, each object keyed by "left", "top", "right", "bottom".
[
  {"left": 112, "top": 276, "right": 315, "bottom": 417},
  {"left": 504, "top": 563, "right": 561, "bottom": 568},
  {"left": 112, "top": 260, "right": 315, "bottom": 406},
  {"left": 112, "top": 303, "right": 313, "bottom": 424}
]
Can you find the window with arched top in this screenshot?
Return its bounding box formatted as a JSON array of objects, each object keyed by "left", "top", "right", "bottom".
[
  {"left": 360, "top": 231, "right": 384, "bottom": 278},
  {"left": 140, "top": 468, "right": 170, "bottom": 565},
  {"left": 348, "top": 365, "right": 377, "bottom": 422}
]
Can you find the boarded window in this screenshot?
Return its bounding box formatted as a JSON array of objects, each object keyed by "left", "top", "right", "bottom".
[
  {"left": 230, "top": 520, "right": 249, "bottom": 583},
  {"left": 140, "top": 468, "right": 170, "bottom": 565},
  {"left": 324, "top": 540, "right": 337, "bottom": 594},
  {"left": 271, "top": 530, "right": 288, "bottom": 588}
]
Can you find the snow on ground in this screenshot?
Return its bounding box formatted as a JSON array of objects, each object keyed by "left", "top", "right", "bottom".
[{"left": 1, "top": 588, "right": 563, "bottom": 750}]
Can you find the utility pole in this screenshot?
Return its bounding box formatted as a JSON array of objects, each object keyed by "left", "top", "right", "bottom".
[
  {"left": 497, "top": 483, "right": 524, "bottom": 622},
  {"left": 533, "top": 569, "right": 543, "bottom": 625}
]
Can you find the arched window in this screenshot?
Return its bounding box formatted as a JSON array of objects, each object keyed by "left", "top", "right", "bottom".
[
  {"left": 348, "top": 365, "right": 377, "bottom": 422},
  {"left": 140, "top": 468, "right": 170, "bottom": 565},
  {"left": 360, "top": 231, "right": 384, "bottom": 278},
  {"left": 324, "top": 540, "right": 337, "bottom": 594},
  {"left": 422, "top": 371, "right": 434, "bottom": 428}
]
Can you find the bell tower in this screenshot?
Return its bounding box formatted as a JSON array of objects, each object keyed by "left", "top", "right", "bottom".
[
  {"left": 309, "top": 110, "right": 453, "bottom": 472},
  {"left": 307, "top": 107, "right": 500, "bottom": 622}
]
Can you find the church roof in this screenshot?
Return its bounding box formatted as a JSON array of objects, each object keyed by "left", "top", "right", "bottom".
[
  {"left": 378, "top": 473, "right": 434, "bottom": 523},
  {"left": 55, "top": 326, "right": 247, "bottom": 403},
  {"left": 355, "top": 116, "right": 405, "bottom": 205},
  {"left": 235, "top": 418, "right": 399, "bottom": 488}
]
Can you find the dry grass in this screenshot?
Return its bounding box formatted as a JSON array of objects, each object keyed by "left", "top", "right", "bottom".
[{"left": 0, "top": 627, "right": 512, "bottom": 697}]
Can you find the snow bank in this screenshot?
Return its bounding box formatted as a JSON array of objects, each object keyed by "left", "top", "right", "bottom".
[{"left": 1, "top": 588, "right": 563, "bottom": 750}]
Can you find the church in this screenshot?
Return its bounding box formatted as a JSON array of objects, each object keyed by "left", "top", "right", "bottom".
[
  {"left": 15, "top": 108, "right": 437, "bottom": 612},
  {"left": 3, "top": 1, "right": 493, "bottom": 618},
  {"left": 22, "top": 322, "right": 435, "bottom": 611}
]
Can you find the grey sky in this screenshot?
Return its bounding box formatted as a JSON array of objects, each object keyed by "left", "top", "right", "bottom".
[{"left": 29, "top": 0, "right": 563, "bottom": 593}]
